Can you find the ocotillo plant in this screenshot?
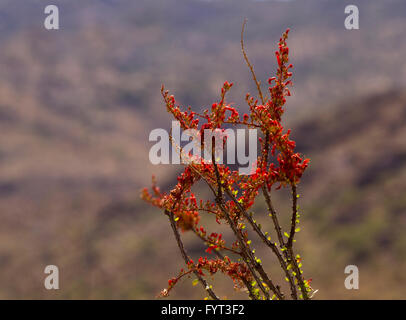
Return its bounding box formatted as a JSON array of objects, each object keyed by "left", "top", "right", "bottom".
[{"left": 142, "top": 23, "right": 314, "bottom": 300}]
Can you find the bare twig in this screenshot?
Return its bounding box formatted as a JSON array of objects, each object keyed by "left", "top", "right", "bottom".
[{"left": 241, "top": 19, "right": 266, "bottom": 105}]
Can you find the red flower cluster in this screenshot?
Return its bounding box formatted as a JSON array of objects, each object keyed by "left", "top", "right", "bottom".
[
  {"left": 162, "top": 89, "right": 199, "bottom": 130},
  {"left": 195, "top": 256, "right": 252, "bottom": 288}
]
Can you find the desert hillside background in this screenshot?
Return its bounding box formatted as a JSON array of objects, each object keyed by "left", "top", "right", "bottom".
[{"left": 0, "top": 0, "right": 405, "bottom": 299}]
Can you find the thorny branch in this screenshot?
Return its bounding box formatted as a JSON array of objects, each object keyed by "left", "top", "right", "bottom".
[{"left": 142, "top": 22, "right": 313, "bottom": 300}]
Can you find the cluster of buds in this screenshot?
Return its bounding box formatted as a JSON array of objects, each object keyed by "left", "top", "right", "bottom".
[{"left": 162, "top": 87, "right": 199, "bottom": 130}]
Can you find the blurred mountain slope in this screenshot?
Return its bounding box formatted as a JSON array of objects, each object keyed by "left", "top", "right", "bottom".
[{"left": 293, "top": 90, "right": 406, "bottom": 299}]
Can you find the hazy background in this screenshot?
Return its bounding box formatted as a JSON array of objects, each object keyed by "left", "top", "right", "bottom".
[{"left": 0, "top": 0, "right": 405, "bottom": 299}]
